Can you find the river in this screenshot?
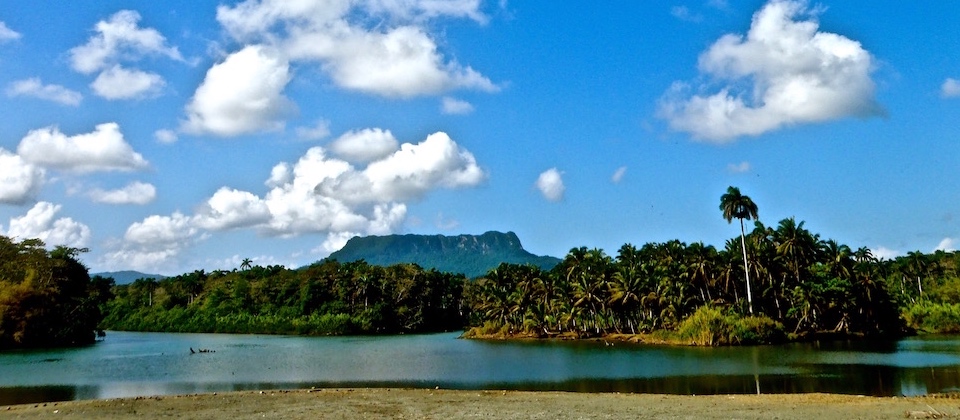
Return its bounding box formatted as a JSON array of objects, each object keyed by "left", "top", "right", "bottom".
[{"left": 2, "top": 331, "right": 960, "bottom": 405}]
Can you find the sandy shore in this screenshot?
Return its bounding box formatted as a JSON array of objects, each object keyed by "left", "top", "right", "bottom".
[{"left": 2, "top": 389, "right": 958, "bottom": 419}]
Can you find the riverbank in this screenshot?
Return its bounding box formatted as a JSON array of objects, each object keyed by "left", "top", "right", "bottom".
[{"left": 2, "top": 388, "right": 958, "bottom": 419}]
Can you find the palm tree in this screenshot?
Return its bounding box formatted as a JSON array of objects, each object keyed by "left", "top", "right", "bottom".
[
  {"left": 240, "top": 258, "right": 253, "bottom": 271},
  {"left": 720, "top": 186, "right": 759, "bottom": 314}
]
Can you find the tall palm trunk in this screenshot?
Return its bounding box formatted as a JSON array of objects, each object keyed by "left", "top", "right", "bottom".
[{"left": 739, "top": 218, "right": 754, "bottom": 314}]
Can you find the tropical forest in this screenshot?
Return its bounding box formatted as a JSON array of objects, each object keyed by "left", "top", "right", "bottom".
[{"left": 3, "top": 187, "right": 960, "bottom": 349}]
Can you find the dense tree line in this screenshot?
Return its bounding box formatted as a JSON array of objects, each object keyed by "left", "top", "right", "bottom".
[
  {"left": 0, "top": 237, "right": 114, "bottom": 349},
  {"left": 7, "top": 187, "right": 960, "bottom": 348},
  {"left": 100, "top": 260, "right": 465, "bottom": 335},
  {"left": 461, "top": 189, "right": 960, "bottom": 344}
]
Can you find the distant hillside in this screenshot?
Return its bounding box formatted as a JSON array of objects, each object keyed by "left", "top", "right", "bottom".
[
  {"left": 92, "top": 271, "right": 166, "bottom": 285},
  {"left": 326, "top": 231, "right": 561, "bottom": 278}
]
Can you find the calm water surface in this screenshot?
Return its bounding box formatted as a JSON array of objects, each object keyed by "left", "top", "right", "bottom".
[{"left": 3, "top": 331, "right": 960, "bottom": 404}]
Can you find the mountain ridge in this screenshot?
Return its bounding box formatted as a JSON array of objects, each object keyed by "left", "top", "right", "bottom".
[
  {"left": 326, "top": 231, "right": 560, "bottom": 278},
  {"left": 92, "top": 270, "right": 166, "bottom": 285}
]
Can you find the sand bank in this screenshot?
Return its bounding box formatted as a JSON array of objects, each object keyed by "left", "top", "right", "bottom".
[{"left": 2, "top": 388, "right": 957, "bottom": 419}]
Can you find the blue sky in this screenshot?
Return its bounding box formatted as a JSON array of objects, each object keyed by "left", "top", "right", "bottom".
[{"left": 0, "top": 0, "right": 957, "bottom": 275}]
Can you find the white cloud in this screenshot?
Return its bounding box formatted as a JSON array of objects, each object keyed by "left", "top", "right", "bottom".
[
  {"left": 216, "top": 0, "right": 497, "bottom": 98},
  {"left": 0, "top": 21, "right": 21, "bottom": 42},
  {"left": 258, "top": 145, "right": 396, "bottom": 236},
  {"left": 536, "top": 168, "right": 565, "bottom": 202},
  {"left": 658, "top": 0, "right": 882, "bottom": 142},
  {"left": 329, "top": 128, "right": 399, "bottom": 163},
  {"left": 89, "top": 181, "right": 156, "bottom": 205},
  {"left": 111, "top": 129, "right": 485, "bottom": 268},
  {"left": 193, "top": 187, "right": 272, "bottom": 231},
  {"left": 362, "top": 0, "right": 487, "bottom": 23},
  {"left": 727, "top": 161, "right": 751, "bottom": 173},
  {"left": 358, "top": 131, "right": 486, "bottom": 202},
  {"left": 319, "top": 231, "right": 359, "bottom": 254},
  {"left": 435, "top": 212, "right": 460, "bottom": 230},
  {"left": 0, "top": 148, "right": 45, "bottom": 205},
  {"left": 941, "top": 78, "right": 960, "bottom": 98},
  {"left": 90, "top": 65, "right": 164, "bottom": 100},
  {"left": 69, "top": 10, "right": 182, "bottom": 74},
  {"left": 441, "top": 96, "right": 475, "bottom": 115},
  {"left": 182, "top": 45, "right": 294, "bottom": 136},
  {"left": 671, "top": 6, "right": 702, "bottom": 22},
  {"left": 69, "top": 10, "right": 182, "bottom": 101},
  {"left": 871, "top": 246, "right": 900, "bottom": 261},
  {"left": 708, "top": 0, "right": 730, "bottom": 10},
  {"left": 6, "top": 78, "right": 83, "bottom": 106},
  {"left": 611, "top": 166, "right": 627, "bottom": 183},
  {"left": 295, "top": 119, "right": 331, "bottom": 140},
  {"left": 154, "top": 129, "right": 178, "bottom": 144},
  {"left": 3, "top": 202, "right": 90, "bottom": 248},
  {"left": 103, "top": 212, "right": 197, "bottom": 272},
  {"left": 17, "top": 123, "right": 149, "bottom": 173},
  {"left": 935, "top": 238, "right": 957, "bottom": 253}
]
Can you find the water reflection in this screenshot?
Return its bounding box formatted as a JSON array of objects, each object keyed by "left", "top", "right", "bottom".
[{"left": 3, "top": 332, "right": 960, "bottom": 405}]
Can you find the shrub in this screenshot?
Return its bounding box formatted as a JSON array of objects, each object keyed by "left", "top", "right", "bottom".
[
  {"left": 678, "top": 305, "right": 784, "bottom": 346},
  {"left": 903, "top": 302, "right": 960, "bottom": 333}
]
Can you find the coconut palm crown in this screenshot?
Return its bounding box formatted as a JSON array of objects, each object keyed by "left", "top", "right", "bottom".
[{"left": 719, "top": 186, "right": 759, "bottom": 314}]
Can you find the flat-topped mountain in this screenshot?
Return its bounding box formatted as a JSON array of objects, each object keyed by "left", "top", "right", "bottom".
[
  {"left": 326, "top": 231, "right": 561, "bottom": 278},
  {"left": 92, "top": 270, "right": 166, "bottom": 285}
]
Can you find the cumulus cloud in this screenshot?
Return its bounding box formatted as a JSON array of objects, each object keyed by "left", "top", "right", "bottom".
[
  {"left": 611, "top": 166, "right": 627, "bottom": 183},
  {"left": 935, "top": 238, "right": 957, "bottom": 253},
  {"left": 69, "top": 10, "right": 182, "bottom": 100},
  {"left": 69, "top": 10, "right": 182, "bottom": 74},
  {"left": 3, "top": 202, "right": 90, "bottom": 248},
  {"left": 295, "top": 119, "right": 331, "bottom": 140},
  {"left": 103, "top": 212, "right": 197, "bottom": 272},
  {"left": 441, "top": 97, "right": 474, "bottom": 115},
  {"left": 941, "top": 78, "right": 960, "bottom": 98},
  {"left": 154, "top": 129, "right": 178, "bottom": 144},
  {"left": 6, "top": 78, "right": 83, "bottom": 106},
  {"left": 871, "top": 246, "right": 900, "bottom": 261},
  {"left": 658, "top": 0, "right": 883, "bottom": 142},
  {"left": 329, "top": 128, "right": 399, "bottom": 163},
  {"left": 359, "top": 132, "right": 486, "bottom": 202},
  {"left": 182, "top": 45, "right": 294, "bottom": 136},
  {"left": 215, "top": 0, "right": 497, "bottom": 98},
  {"left": 193, "top": 187, "right": 272, "bottom": 230},
  {"left": 0, "top": 21, "right": 21, "bottom": 42},
  {"left": 105, "top": 129, "right": 485, "bottom": 268},
  {"left": 536, "top": 168, "right": 565, "bottom": 202},
  {"left": 17, "top": 123, "right": 149, "bottom": 173},
  {"left": 90, "top": 65, "right": 164, "bottom": 100},
  {"left": 266, "top": 131, "right": 483, "bottom": 236},
  {"left": 0, "top": 148, "right": 45, "bottom": 205},
  {"left": 727, "top": 161, "right": 751, "bottom": 173},
  {"left": 89, "top": 181, "right": 156, "bottom": 205}
]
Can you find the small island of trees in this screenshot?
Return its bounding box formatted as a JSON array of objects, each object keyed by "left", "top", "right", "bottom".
[
  {"left": 0, "top": 237, "right": 113, "bottom": 349},
  {"left": 3, "top": 186, "right": 960, "bottom": 349}
]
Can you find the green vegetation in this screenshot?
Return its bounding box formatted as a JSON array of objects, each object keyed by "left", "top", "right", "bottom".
[
  {"left": 0, "top": 237, "right": 114, "bottom": 349},
  {"left": 5, "top": 186, "right": 960, "bottom": 348},
  {"left": 327, "top": 231, "right": 561, "bottom": 278},
  {"left": 461, "top": 187, "right": 960, "bottom": 344},
  {"left": 100, "top": 260, "right": 465, "bottom": 335}
]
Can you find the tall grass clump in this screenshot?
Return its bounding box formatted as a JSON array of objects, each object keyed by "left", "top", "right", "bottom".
[
  {"left": 678, "top": 306, "right": 784, "bottom": 346},
  {"left": 903, "top": 302, "right": 960, "bottom": 333}
]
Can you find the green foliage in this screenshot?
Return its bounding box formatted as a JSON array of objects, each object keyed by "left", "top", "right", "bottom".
[
  {"left": 100, "top": 260, "right": 466, "bottom": 336},
  {"left": 677, "top": 306, "right": 784, "bottom": 346},
  {"left": 462, "top": 217, "right": 922, "bottom": 344},
  {"left": 903, "top": 302, "right": 960, "bottom": 334},
  {"left": 0, "top": 237, "right": 114, "bottom": 349}
]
